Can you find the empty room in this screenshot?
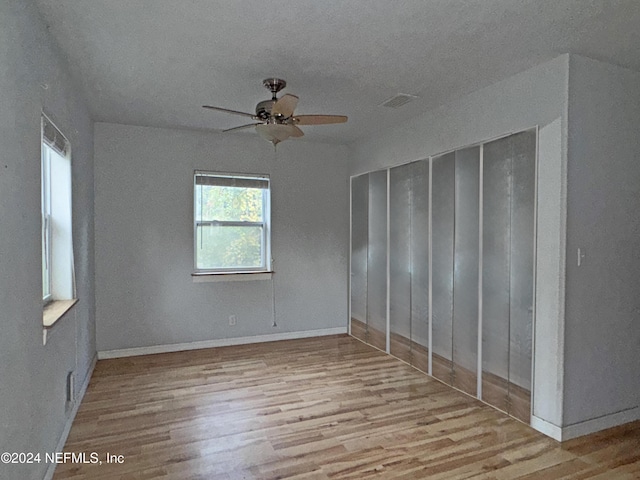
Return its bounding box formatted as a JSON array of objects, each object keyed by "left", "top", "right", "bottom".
[{"left": 2, "top": 1, "right": 640, "bottom": 479}]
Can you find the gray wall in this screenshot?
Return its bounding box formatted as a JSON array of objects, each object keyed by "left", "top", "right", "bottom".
[
  {"left": 94, "top": 123, "right": 349, "bottom": 352},
  {"left": 0, "top": 2, "right": 95, "bottom": 479},
  {"left": 351, "top": 55, "right": 569, "bottom": 427},
  {"left": 563, "top": 55, "right": 640, "bottom": 426}
]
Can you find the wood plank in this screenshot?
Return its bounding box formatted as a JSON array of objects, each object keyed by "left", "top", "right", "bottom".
[{"left": 54, "top": 335, "right": 640, "bottom": 479}]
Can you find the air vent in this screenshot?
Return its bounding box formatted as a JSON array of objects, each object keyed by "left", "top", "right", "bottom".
[{"left": 380, "top": 93, "right": 418, "bottom": 109}]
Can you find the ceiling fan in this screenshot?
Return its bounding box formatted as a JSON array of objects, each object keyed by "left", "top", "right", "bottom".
[{"left": 203, "top": 78, "right": 347, "bottom": 145}]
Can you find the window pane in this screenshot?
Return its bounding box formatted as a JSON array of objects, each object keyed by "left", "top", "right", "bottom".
[
  {"left": 196, "top": 225, "right": 263, "bottom": 269},
  {"left": 42, "top": 146, "right": 52, "bottom": 300},
  {"left": 196, "top": 185, "right": 264, "bottom": 222}
]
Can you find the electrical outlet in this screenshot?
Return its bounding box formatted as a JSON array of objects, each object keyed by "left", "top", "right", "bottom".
[{"left": 228, "top": 315, "right": 237, "bottom": 326}]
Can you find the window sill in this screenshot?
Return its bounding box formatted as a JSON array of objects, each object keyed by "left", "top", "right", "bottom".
[
  {"left": 43, "top": 299, "right": 78, "bottom": 328},
  {"left": 191, "top": 271, "right": 273, "bottom": 283}
]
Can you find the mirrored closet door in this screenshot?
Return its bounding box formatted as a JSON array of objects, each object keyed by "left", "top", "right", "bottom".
[
  {"left": 350, "top": 128, "right": 536, "bottom": 425},
  {"left": 389, "top": 160, "right": 430, "bottom": 370},
  {"left": 482, "top": 130, "right": 535, "bottom": 422}
]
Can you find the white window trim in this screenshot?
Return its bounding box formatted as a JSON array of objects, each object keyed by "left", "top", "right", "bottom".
[
  {"left": 193, "top": 171, "right": 272, "bottom": 275},
  {"left": 191, "top": 271, "right": 273, "bottom": 283}
]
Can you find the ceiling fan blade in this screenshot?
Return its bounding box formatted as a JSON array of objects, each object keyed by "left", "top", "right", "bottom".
[
  {"left": 222, "top": 123, "right": 261, "bottom": 133},
  {"left": 271, "top": 94, "right": 299, "bottom": 118},
  {"left": 203, "top": 105, "right": 256, "bottom": 119},
  {"left": 292, "top": 115, "right": 348, "bottom": 125}
]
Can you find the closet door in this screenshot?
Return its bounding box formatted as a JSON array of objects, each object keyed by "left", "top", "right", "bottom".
[
  {"left": 431, "top": 153, "right": 455, "bottom": 384},
  {"left": 482, "top": 131, "right": 535, "bottom": 419},
  {"left": 482, "top": 136, "right": 512, "bottom": 412},
  {"left": 389, "top": 164, "right": 412, "bottom": 363},
  {"left": 452, "top": 147, "right": 480, "bottom": 396},
  {"left": 410, "top": 160, "right": 430, "bottom": 373},
  {"left": 507, "top": 130, "right": 536, "bottom": 422},
  {"left": 367, "top": 170, "right": 388, "bottom": 351},
  {"left": 350, "top": 174, "right": 369, "bottom": 342}
]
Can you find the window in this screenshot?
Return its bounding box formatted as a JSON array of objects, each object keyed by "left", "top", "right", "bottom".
[
  {"left": 41, "top": 114, "right": 75, "bottom": 308},
  {"left": 194, "top": 172, "right": 271, "bottom": 273}
]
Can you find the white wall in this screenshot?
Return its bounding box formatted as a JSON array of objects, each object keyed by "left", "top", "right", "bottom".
[
  {"left": 0, "top": 2, "right": 95, "bottom": 479},
  {"left": 563, "top": 55, "right": 640, "bottom": 428},
  {"left": 94, "top": 124, "right": 349, "bottom": 352},
  {"left": 351, "top": 55, "right": 569, "bottom": 428}
]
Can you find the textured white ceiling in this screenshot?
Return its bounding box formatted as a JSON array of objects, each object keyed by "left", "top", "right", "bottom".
[{"left": 34, "top": 0, "right": 640, "bottom": 144}]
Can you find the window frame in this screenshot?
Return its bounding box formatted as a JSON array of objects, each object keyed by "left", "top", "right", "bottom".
[
  {"left": 193, "top": 171, "right": 271, "bottom": 274},
  {"left": 41, "top": 112, "right": 75, "bottom": 317}
]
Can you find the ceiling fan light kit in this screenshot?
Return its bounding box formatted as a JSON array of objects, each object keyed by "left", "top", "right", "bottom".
[{"left": 203, "top": 78, "right": 347, "bottom": 145}]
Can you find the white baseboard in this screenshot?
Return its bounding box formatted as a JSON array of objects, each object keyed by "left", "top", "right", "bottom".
[
  {"left": 561, "top": 405, "right": 640, "bottom": 441},
  {"left": 43, "top": 355, "right": 97, "bottom": 480},
  {"left": 532, "top": 405, "right": 640, "bottom": 442},
  {"left": 97, "top": 327, "right": 348, "bottom": 360},
  {"left": 531, "top": 415, "right": 562, "bottom": 441}
]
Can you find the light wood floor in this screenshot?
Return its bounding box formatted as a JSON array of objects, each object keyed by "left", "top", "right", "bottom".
[{"left": 54, "top": 335, "right": 640, "bottom": 479}]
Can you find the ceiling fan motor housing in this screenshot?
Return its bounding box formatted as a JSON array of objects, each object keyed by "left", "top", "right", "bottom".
[{"left": 255, "top": 99, "right": 276, "bottom": 120}]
